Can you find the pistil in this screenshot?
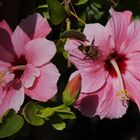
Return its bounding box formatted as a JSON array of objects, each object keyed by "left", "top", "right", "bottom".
[
  {"left": 10, "top": 65, "right": 26, "bottom": 71},
  {"left": 110, "top": 59, "right": 130, "bottom": 106}
]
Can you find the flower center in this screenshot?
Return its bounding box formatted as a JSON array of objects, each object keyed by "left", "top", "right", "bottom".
[
  {"left": 105, "top": 52, "right": 130, "bottom": 106},
  {"left": 10, "top": 55, "right": 27, "bottom": 79},
  {"left": 0, "top": 71, "right": 15, "bottom": 88},
  {"left": 105, "top": 52, "right": 127, "bottom": 77}
]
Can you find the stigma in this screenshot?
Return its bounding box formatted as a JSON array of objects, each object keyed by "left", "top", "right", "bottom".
[{"left": 10, "top": 65, "right": 26, "bottom": 71}]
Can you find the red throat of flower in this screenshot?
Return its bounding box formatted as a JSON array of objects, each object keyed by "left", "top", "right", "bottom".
[{"left": 104, "top": 52, "right": 130, "bottom": 106}]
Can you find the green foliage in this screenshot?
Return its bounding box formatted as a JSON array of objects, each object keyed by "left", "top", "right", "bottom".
[
  {"left": 51, "top": 117, "right": 66, "bottom": 130},
  {"left": 60, "top": 29, "right": 87, "bottom": 41},
  {"left": 38, "top": 104, "right": 76, "bottom": 130},
  {"left": 62, "top": 90, "right": 77, "bottom": 105},
  {"left": 22, "top": 101, "right": 76, "bottom": 131},
  {"left": 36, "top": 3, "right": 50, "bottom": 18},
  {"left": 79, "top": 1, "right": 103, "bottom": 24},
  {"left": 0, "top": 117, "right": 2, "bottom": 123},
  {"left": 0, "top": 110, "right": 24, "bottom": 138},
  {"left": 55, "top": 108, "right": 76, "bottom": 120},
  {"left": 56, "top": 39, "right": 68, "bottom": 59},
  {"left": 53, "top": 105, "right": 76, "bottom": 120},
  {"left": 50, "top": 105, "right": 75, "bottom": 130},
  {"left": 73, "top": 0, "right": 88, "bottom": 5},
  {"left": 22, "top": 102, "right": 45, "bottom": 126},
  {"left": 38, "top": 107, "right": 55, "bottom": 118},
  {"left": 47, "top": 0, "right": 67, "bottom": 25}
]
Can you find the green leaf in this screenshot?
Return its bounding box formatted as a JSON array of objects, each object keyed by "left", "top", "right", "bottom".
[
  {"left": 53, "top": 105, "right": 76, "bottom": 120},
  {"left": 0, "top": 109, "right": 24, "bottom": 138},
  {"left": 0, "top": 117, "right": 2, "bottom": 123},
  {"left": 60, "top": 29, "right": 87, "bottom": 41},
  {"left": 93, "top": 2, "right": 102, "bottom": 8},
  {"left": 56, "top": 39, "right": 68, "bottom": 59},
  {"left": 38, "top": 107, "right": 55, "bottom": 118},
  {"left": 51, "top": 117, "right": 66, "bottom": 130},
  {"left": 47, "top": 0, "right": 67, "bottom": 25},
  {"left": 78, "top": 2, "right": 103, "bottom": 26},
  {"left": 52, "top": 104, "right": 70, "bottom": 112},
  {"left": 22, "top": 102, "right": 44, "bottom": 126},
  {"left": 74, "top": 0, "right": 88, "bottom": 5},
  {"left": 56, "top": 110, "right": 76, "bottom": 120},
  {"left": 90, "top": 3, "right": 103, "bottom": 19},
  {"left": 38, "top": 4, "right": 48, "bottom": 8},
  {"left": 42, "top": 11, "right": 50, "bottom": 19}
]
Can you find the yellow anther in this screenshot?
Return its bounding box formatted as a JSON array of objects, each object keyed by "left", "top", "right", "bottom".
[
  {"left": 116, "top": 89, "right": 130, "bottom": 101},
  {"left": 122, "top": 89, "right": 130, "bottom": 97},
  {"left": 0, "top": 72, "right": 5, "bottom": 81}
]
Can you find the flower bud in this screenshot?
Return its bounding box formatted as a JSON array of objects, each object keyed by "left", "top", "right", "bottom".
[{"left": 62, "top": 73, "right": 81, "bottom": 105}]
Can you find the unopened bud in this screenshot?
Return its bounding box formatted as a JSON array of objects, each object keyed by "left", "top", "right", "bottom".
[{"left": 62, "top": 73, "right": 81, "bottom": 105}]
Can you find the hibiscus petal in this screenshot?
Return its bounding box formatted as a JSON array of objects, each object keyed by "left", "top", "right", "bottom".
[
  {"left": 126, "top": 52, "right": 140, "bottom": 79},
  {"left": 83, "top": 23, "right": 115, "bottom": 59},
  {"left": 75, "top": 76, "right": 127, "bottom": 119},
  {"left": 25, "top": 38, "right": 56, "bottom": 66},
  {"left": 106, "top": 8, "right": 132, "bottom": 50},
  {"left": 25, "top": 63, "right": 60, "bottom": 102},
  {"left": 65, "top": 39, "right": 100, "bottom": 69},
  {"left": 0, "top": 82, "right": 24, "bottom": 116},
  {"left": 21, "top": 64, "right": 40, "bottom": 88},
  {"left": 98, "top": 76, "right": 128, "bottom": 119},
  {"left": 123, "top": 71, "right": 140, "bottom": 111},
  {"left": 69, "top": 70, "right": 80, "bottom": 81},
  {"left": 75, "top": 93, "right": 99, "bottom": 117},
  {"left": 0, "top": 88, "right": 6, "bottom": 104},
  {"left": 0, "top": 60, "right": 11, "bottom": 71},
  {"left": 0, "top": 20, "right": 13, "bottom": 36},
  {"left": 80, "top": 67, "right": 108, "bottom": 93},
  {"left": 121, "top": 20, "right": 140, "bottom": 53},
  {"left": 12, "top": 13, "right": 51, "bottom": 57},
  {"left": 0, "top": 20, "right": 16, "bottom": 62}
]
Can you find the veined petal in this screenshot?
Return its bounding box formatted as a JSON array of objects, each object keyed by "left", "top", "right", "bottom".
[
  {"left": 0, "top": 82, "right": 24, "bottom": 116},
  {"left": 106, "top": 8, "right": 132, "bottom": 50},
  {"left": 21, "top": 64, "right": 40, "bottom": 88},
  {"left": 75, "top": 76, "right": 127, "bottom": 119},
  {"left": 0, "top": 60, "right": 11, "bottom": 71},
  {"left": 121, "top": 20, "right": 140, "bottom": 53},
  {"left": 25, "top": 38, "right": 56, "bottom": 66},
  {"left": 83, "top": 23, "right": 115, "bottom": 59},
  {"left": 0, "top": 88, "right": 6, "bottom": 104},
  {"left": 123, "top": 71, "right": 140, "bottom": 111},
  {"left": 25, "top": 63, "right": 60, "bottom": 102},
  {"left": 65, "top": 39, "right": 98, "bottom": 69},
  {"left": 12, "top": 13, "right": 51, "bottom": 57},
  {"left": 126, "top": 52, "right": 140, "bottom": 79},
  {"left": 75, "top": 93, "right": 99, "bottom": 117},
  {"left": 0, "top": 20, "right": 13, "bottom": 36},
  {"left": 98, "top": 76, "right": 128, "bottom": 119},
  {"left": 0, "top": 20, "right": 16, "bottom": 62},
  {"left": 80, "top": 67, "right": 108, "bottom": 93}
]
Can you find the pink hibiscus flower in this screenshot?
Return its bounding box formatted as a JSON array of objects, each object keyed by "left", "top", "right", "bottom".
[
  {"left": 0, "top": 13, "right": 60, "bottom": 116},
  {"left": 65, "top": 8, "right": 140, "bottom": 119}
]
